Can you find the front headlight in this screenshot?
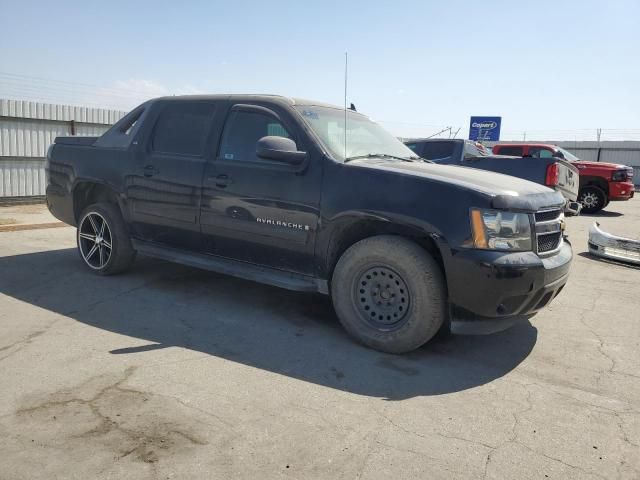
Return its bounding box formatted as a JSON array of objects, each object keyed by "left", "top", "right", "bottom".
[
  {"left": 470, "top": 208, "right": 532, "bottom": 251},
  {"left": 611, "top": 170, "right": 628, "bottom": 182}
]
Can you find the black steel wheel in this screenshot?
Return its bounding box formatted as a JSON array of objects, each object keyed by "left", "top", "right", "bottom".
[
  {"left": 331, "top": 235, "right": 446, "bottom": 354},
  {"left": 354, "top": 266, "right": 410, "bottom": 330}
]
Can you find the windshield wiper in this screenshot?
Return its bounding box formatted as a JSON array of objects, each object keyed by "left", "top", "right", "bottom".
[{"left": 344, "top": 153, "right": 416, "bottom": 163}]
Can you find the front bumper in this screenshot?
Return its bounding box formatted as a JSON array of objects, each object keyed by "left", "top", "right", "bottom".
[
  {"left": 46, "top": 184, "right": 76, "bottom": 226},
  {"left": 564, "top": 200, "right": 582, "bottom": 216},
  {"left": 445, "top": 241, "right": 572, "bottom": 332},
  {"left": 589, "top": 222, "right": 640, "bottom": 265},
  {"left": 609, "top": 181, "right": 635, "bottom": 201}
]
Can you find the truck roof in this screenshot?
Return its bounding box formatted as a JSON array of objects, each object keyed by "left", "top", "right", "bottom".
[
  {"left": 402, "top": 138, "right": 464, "bottom": 143},
  {"left": 494, "top": 143, "right": 558, "bottom": 149},
  {"left": 151, "top": 94, "right": 349, "bottom": 112}
]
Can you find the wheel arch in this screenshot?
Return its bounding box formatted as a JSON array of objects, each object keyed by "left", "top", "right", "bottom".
[
  {"left": 580, "top": 176, "right": 609, "bottom": 197},
  {"left": 323, "top": 214, "right": 447, "bottom": 285},
  {"left": 72, "top": 180, "right": 124, "bottom": 223}
]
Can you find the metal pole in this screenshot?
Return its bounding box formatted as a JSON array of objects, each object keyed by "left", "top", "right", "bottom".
[{"left": 344, "top": 52, "right": 348, "bottom": 160}]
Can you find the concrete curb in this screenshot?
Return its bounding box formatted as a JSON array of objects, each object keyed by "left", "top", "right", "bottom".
[{"left": 0, "top": 222, "right": 67, "bottom": 233}]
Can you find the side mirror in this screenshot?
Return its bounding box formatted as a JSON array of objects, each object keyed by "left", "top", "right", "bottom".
[
  {"left": 552, "top": 151, "right": 564, "bottom": 159},
  {"left": 256, "top": 136, "right": 307, "bottom": 166}
]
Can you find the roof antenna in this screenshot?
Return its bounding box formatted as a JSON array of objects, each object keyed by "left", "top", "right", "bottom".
[{"left": 344, "top": 52, "right": 348, "bottom": 160}]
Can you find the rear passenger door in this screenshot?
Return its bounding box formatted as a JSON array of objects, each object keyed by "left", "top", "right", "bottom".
[{"left": 127, "top": 101, "right": 218, "bottom": 251}]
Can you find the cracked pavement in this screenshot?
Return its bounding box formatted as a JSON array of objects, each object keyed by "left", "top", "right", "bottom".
[{"left": 0, "top": 199, "right": 638, "bottom": 479}]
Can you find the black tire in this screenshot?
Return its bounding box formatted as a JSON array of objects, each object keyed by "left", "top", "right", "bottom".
[
  {"left": 331, "top": 235, "right": 446, "bottom": 354},
  {"left": 578, "top": 186, "right": 607, "bottom": 214},
  {"left": 77, "top": 203, "right": 136, "bottom": 275}
]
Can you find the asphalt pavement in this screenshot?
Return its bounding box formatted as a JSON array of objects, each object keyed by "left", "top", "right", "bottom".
[{"left": 0, "top": 200, "right": 638, "bottom": 479}]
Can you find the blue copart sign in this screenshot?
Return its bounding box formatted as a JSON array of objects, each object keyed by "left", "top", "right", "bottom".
[{"left": 469, "top": 116, "right": 502, "bottom": 141}]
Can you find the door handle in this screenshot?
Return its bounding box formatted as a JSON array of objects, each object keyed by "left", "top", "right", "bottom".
[
  {"left": 212, "top": 174, "right": 233, "bottom": 187},
  {"left": 143, "top": 165, "right": 159, "bottom": 177}
]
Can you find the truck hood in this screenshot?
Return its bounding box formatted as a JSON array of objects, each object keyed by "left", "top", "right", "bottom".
[
  {"left": 573, "top": 160, "right": 627, "bottom": 170},
  {"left": 351, "top": 159, "right": 566, "bottom": 211}
]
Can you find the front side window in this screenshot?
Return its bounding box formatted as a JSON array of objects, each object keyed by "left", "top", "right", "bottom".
[
  {"left": 294, "top": 106, "right": 415, "bottom": 161},
  {"left": 219, "top": 110, "right": 291, "bottom": 162},
  {"left": 151, "top": 102, "right": 215, "bottom": 156}
]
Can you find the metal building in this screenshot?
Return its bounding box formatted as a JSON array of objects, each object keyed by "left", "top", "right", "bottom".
[{"left": 0, "top": 99, "right": 125, "bottom": 200}]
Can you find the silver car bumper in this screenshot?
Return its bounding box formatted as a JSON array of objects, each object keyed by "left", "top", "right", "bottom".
[
  {"left": 588, "top": 222, "right": 640, "bottom": 265},
  {"left": 564, "top": 201, "right": 582, "bottom": 216}
]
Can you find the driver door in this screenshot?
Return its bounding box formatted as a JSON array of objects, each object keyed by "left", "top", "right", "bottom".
[{"left": 199, "top": 103, "right": 322, "bottom": 275}]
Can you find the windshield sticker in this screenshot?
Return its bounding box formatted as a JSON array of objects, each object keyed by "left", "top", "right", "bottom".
[
  {"left": 224, "top": 153, "right": 234, "bottom": 160},
  {"left": 301, "top": 110, "right": 319, "bottom": 120}
]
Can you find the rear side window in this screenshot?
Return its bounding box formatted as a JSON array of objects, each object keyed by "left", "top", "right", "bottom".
[
  {"left": 529, "top": 147, "right": 554, "bottom": 158},
  {"left": 495, "top": 146, "right": 523, "bottom": 156},
  {"left": 421, "top": 141, "right": 455, "bottom": 161},
  {"left": 219, "top": 110, "right": 291, "bottom": 162},
  {"left": 463, "top": 141, "right": 488, "bottom": 158},
  {"left": 118, "top": 107, "right": 144, "bottom": 135},
  {"left": 151, "top": 103, "right": 215, "bottom": 156},
  {"left": 95, "top": 105, "right": 149, "bottom": 148}
]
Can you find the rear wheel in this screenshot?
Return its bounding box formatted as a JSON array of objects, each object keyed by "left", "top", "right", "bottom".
[
  {"left": 77, "top": 203, "right": 135, "bottom": 275},
  {"left": 578, "top": 186, "right": 607, "bottom": 214},
  {"left": 331, "top": 235, "right": 446, "bottom": 354}
]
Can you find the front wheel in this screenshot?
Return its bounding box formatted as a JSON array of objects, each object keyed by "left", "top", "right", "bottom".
[
  {"left": 331, "top": 235, "right": 446, "bottom": 354},
  {"left": 77, "top": 203, "right": 136, "bottom": 275},
  {"left": 578, "top": 186, "right": 607, "bottom": 214}
]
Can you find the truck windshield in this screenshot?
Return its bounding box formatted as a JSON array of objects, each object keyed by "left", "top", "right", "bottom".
[
  {"left": 557, "top": 147, "right": 579, "bottom": 161},
  {"left": 294, "top": 106, "right": 416, "bottom": 162}
]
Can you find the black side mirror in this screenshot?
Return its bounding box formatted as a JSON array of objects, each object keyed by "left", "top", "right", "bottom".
[
  {"left": 552, "top": 151, "right": 564, "bottom": 159},
  {"left": 256, "top": 136, "right": 307, "bottom": 165}
]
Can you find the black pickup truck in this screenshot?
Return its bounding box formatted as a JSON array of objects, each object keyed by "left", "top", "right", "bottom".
[
  {"left": 46, "top": 95, "right": 572, "bottom": 353},
  {"left": 404, "top": 138, "right": 581, "bottom": 213}
]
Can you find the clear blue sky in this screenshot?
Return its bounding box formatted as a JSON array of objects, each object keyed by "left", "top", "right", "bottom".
[{"left": 0, "top": 0, "right": 638, "bottom": 140}]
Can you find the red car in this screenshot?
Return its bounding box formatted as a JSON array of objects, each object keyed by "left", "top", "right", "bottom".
[{"left": 492, "top": 143, "right": 634, "bottom": 213}]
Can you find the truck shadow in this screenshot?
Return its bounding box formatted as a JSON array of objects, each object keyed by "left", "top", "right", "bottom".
[
  {"left": 577, "top": 251, "right": 640, "bottom": 270},
  {"left": 580, "top": 210, "right": 623, "bottom": 218},
  {"left": 0, "top": 248, "right": 538, "bottom": 400}
]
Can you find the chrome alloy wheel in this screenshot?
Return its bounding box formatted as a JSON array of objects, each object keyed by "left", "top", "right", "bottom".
[
  {"left": 78, "top": 212, "right": 112, "bottom": 270},
  {"left": 580, "top": 191, "right": 600, "bottom": 209}
]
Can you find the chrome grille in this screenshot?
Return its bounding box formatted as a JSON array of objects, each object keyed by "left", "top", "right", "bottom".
[
  {"left": 538, "top": 232, "right": 562, "bottom": 253},
  {"left": 534, "top": 208, "right": 563, "bottom": 255},
  {"left": 534, "top": 209, "right": 562, "bottom": 223}
]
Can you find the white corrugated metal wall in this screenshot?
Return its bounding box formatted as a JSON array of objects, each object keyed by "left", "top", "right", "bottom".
[{"left": 0, "top": 99, "right": 125, "bottom": 198}]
